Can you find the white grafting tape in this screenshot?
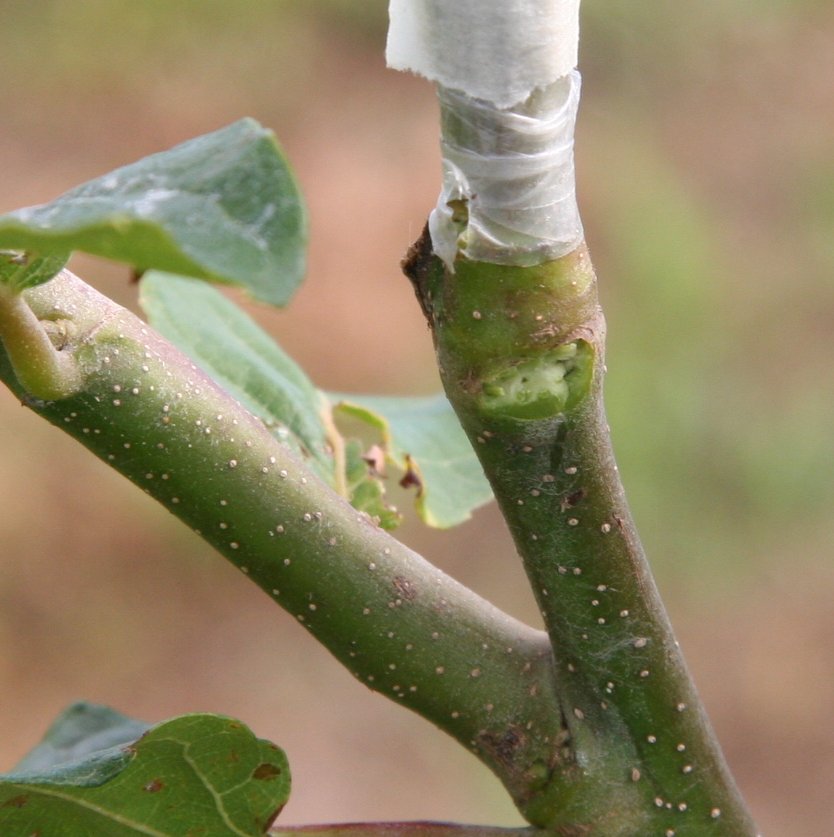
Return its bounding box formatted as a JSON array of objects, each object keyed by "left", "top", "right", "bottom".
[
  {"left": 386, "top": 0, "right": 580, "bottom": 109},
  {"left": 387, "top": 1, "right": 584, "bottom": 268}
]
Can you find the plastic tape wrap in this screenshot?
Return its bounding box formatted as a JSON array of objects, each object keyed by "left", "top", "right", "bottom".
[
  {"left": 387, "top": 0, "right": 580, "bottom": 109},
  {"left": 429, "top": 71, "right": 583, "bottom": 270}
]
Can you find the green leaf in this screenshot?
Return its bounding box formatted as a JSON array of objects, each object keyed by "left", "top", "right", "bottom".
[
  {"left": 139, "top": 271, "right": 332, "bottom": 481},
  {"left": 0, "top": 249, "right": 69, "bottom": 292},
  {"left": 0, "top": 703, "right": 290, "bottom": 837},
  {"left": 8, "top": 702, "right": 150, "bottom": 781},
  {"left": 332, "top": 395, "right": 493, "bottom": 528},
  {"left": 0, "top": 119, "right": 306, "bottom": 306}
]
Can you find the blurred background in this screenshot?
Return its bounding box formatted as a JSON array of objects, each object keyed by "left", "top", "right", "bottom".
[{"left": 1, "top": 2, "right": 832, "bottom": 834}]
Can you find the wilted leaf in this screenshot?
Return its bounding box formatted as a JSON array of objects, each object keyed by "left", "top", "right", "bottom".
[
  {"left": 344, "top": 439, "right": 402, "bottom": 530},
  {"left": 333, "top": 395, "right": 493, "bottom": 528}
]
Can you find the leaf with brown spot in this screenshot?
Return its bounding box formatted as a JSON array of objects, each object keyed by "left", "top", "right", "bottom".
[
  {"left": 0, "top": 704, "right": 290, "bottom": 836},
  {"left": 1, "top": 795, "right": 28, "bottom": 810},
  {"left": 253, "top": 762, "right": 283, "bottom": 781}
]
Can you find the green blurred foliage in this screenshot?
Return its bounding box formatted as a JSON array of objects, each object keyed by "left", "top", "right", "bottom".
[
  {"left": 588, "top": 129, "right": 834, "bottom": 590},
  {"left": 578, "top": 0, "right": 834, "bottom": 592},
  {"left": 1, "top": 1, "right": 385, "bottom": 132}
]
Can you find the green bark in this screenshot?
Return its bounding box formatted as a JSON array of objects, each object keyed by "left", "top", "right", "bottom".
[
  {"left": 0, "top": 247, "right": 760, "bottom": 833},
  {"left": 403, "top": 229, "right": 758, "bottom": 835},
  {"left": 0, "top": 269, "right": 566, "bottom": 818}
]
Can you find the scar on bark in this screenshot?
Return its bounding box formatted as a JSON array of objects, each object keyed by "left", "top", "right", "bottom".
[{"left": 401, "top": 223, "right": 437, "bottom": 325}]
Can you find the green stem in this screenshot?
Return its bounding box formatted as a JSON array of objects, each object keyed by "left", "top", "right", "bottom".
[
  {"left": 0, "top": 276, "right": 84, "bottom": 400},
  {"left": 404, "top": 229, "right": 758, "bottom": 835},
  {"left": 0, "top": 270, "right": 567, "bottom": 818}
]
